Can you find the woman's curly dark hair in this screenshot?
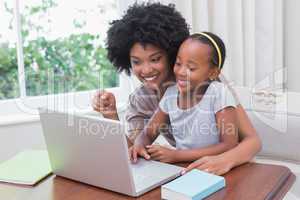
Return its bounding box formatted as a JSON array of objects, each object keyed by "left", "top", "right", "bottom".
[{"left": 106, "top": 2, "right": 190, "bottom": 75}]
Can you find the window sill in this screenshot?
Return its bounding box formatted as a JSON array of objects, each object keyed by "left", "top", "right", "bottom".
[
  {"left": 0, "top": 102, "right": 127, "bottom": 127},
  {"left": 0, "top": 114, "right": 40, "bottom": 126}
]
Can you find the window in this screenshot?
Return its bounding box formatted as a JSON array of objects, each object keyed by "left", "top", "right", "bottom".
[
  {"left": 1, "top": 0, "right": 120, "bottom": 100},
  {"left": 0, "top": 0, "right": 133, "bottom": 119},
  {"left": 0, "top": 1, "right": 19, "bottom": 100}
]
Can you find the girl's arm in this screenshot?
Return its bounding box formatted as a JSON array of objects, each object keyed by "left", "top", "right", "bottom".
[
  {"left": 173, "top": 106, "right": 239, "bottom": 162},
  {"left": 135, "top": 108, "right": 169, "bottom": 146},
  {"left": 129, "top": 108, "right": 169, "bottom": 162}
]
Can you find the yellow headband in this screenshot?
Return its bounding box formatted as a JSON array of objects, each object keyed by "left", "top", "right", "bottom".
[{"left": 194, "top": 32, "right": 222, "bottom": 69}]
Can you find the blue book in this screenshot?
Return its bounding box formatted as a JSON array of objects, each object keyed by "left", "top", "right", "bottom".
[{"left": 161, "top": 169, "right": 225, "bottom": 200}]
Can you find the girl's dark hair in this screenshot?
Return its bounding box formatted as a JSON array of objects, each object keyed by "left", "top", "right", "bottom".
[
  {"left": 189, "top": 32, "right": 226, "bottom": 69},
  {"left": 106, "top": 2, "right": 190, "bottom": 75}
]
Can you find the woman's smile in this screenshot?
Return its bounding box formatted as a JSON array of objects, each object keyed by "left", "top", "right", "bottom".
[
  {"left": 130, "top": 43, "right": 171, "bottom": 91},
  {"left": 142, "top": 74, "right": 159, "bottom": 82}
]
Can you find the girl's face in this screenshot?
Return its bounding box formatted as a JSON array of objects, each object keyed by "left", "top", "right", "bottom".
[
  {"left": 130, "top": 43, "right": 172, "bottom": 91},
  {"left": 174, "top": 38, "right": 219, "bottom": 95}
]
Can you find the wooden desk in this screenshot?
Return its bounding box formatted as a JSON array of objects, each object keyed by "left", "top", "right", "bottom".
[{"left": 0, "top": 162, "right": 295, "bottom": 200}]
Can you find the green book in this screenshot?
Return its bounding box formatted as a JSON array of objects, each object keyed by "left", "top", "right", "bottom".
[{"left": 0, "top": 150, "right": 52, "bottom": 185}]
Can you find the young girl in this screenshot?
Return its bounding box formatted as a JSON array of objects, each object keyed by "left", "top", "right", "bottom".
[{"left": 129, "top": 32, "right": 239, "bottom": 164}]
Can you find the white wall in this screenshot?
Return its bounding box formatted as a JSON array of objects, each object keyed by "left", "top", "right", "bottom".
[{"left": 285, "top": 0, "right": 300, "bottom": 93}]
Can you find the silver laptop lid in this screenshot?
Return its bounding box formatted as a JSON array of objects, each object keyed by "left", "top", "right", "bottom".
[{"left": 39, "top": 108, "right": 135, "bottom": 196}]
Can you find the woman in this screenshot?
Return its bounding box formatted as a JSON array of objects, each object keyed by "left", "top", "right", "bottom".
[{"left": 92, "top": 2, "right": 261, "bottom": 175}]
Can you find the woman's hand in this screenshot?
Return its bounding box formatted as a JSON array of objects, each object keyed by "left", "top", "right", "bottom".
[
  {"left": 92, "top": 90, "right": 118, "bottom": 120},
  {"left": 128, "top": 143, "right": 151, "bottom": 163},
  {"left": 146, "top": 144, "right": 176, "bottom": 163},
  {"left": 182, "top": 154, "right": 235, "bottom": 176}
]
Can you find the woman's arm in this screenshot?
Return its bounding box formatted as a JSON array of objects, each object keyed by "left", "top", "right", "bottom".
[
  {"left": 93, "top": 90, "right": 146, "bottom": 147},
  {"left": 182, "top": 104, "right": 262, "bottom": 175},
  {"left": 217, "top": 74, "right": 262, "bottom": 167},
  {"left": 221, "top": 104, "right": 262, "bottom": 166},
  {"left": 172, "top": 106, "right": 238, "bottom": 162},
  {"left": 92, "top": 91, "right": 119, "bottom": 120}
]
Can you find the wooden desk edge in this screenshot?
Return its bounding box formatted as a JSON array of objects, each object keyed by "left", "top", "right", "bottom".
[{"left": 272, "top": 172, "right": 297, "bottom": 200}]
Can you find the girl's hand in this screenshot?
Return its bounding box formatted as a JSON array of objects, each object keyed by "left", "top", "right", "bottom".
[
  {"left": 146, "top": 144, "right": 176, "bottom": 163},
  {"left": 182, "top": 155, "right": 235, "bottom": 175},
  {"left": 92, "top": 90, "right": 118, "bottom": 120},
  {"left": 128, "top": 143, "right": 151, "bottom": 163}
]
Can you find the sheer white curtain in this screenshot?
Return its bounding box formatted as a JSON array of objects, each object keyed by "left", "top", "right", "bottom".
[{"left": 167, "top": 0, "right": 284, "bottom": 90}]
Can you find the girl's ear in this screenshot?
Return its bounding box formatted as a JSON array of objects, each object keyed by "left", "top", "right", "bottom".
[{"left": 208, "top": 68, "right": 221, "bottom": 81}]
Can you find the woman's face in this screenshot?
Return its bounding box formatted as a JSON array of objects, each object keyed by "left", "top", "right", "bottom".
[{"left": 130, "top": 43, "right": 172, "bottom": 91}]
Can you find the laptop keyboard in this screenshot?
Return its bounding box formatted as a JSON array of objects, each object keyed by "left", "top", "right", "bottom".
[
  {"left": 133, "top": 173, "right": 156, "bottom": 185},
  {"left": 129, "top": 159, "right": 183, "bottom": 194},
  {"left": 130, "top": 159, "right": 177, "bottom": 186}
]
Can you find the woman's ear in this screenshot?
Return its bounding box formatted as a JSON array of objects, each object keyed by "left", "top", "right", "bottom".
[{"left": 209, "top": 68, "right": 221, "bottom": 81}]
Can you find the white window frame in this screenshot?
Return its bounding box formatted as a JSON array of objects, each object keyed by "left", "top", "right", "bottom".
[{"left": 0, "top": 0, "right": 137, "bottom": 125}]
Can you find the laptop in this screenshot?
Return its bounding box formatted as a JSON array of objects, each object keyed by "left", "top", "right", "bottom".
[{"left": 39, "top": 108, "right": 183, "bottom": 197}]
